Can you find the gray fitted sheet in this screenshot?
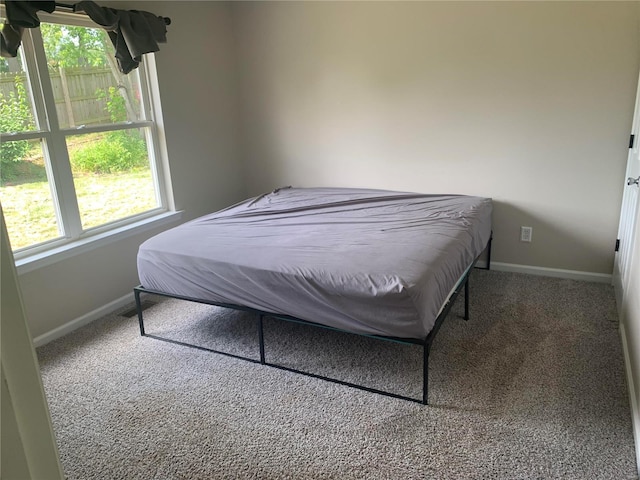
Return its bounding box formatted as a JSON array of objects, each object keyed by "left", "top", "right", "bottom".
[{"left": 137, "top": 187, "right": 492, "bottom": 339}]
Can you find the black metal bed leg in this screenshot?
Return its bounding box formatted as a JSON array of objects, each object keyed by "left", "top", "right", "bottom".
[
  {"left": 258, "top": 314, "right": 266, "bottom": 364},
  {"left": 486, "top": 233, "right": 493, "bottom": 270},
  {"left": 464, "top": 277, "right": 470, "bottom": 321},
  {"left": 422, "top": 343, "right": 431, "bottom": 405},
  {"left": 134, "top": 288, "right": 146, "bottom": 336}
]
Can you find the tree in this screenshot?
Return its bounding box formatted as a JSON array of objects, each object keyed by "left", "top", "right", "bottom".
[
  {"left": 0, "top": 79, "right": 35, "bottom": 180},
  {"left": 40, "top": 23, "right": 139, "bottom": 121},
  {"left": 40, "top": 24, "right": 110, "bottom": 68}
]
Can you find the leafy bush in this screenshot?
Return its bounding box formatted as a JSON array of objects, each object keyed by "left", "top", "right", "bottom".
[
  {"left": 70, "top": 87, "right": 146, "bottom": 174},
  {"left": 0, "top": 79, "right": 34, "bottom": 171},
  {"left": 70, "top": 130, "right": 147, "bottom": 174},
  {"left": 0, "top": 137, "right": 30, "bottom": 169},
  {"left": 97, "top": 86, "right": 127, "bottom": 122}
]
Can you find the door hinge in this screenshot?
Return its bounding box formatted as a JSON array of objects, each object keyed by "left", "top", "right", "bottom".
[
  {"left": 630, "top": 134, "right": 635, "bottom": 149},
  {"left": 615, "top": 239, "right": 620, "bottom": 252}
]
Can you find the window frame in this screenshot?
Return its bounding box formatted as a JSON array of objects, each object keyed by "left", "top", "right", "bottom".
[{"left": 0, "top": 9, "right": 176, "bottom": 266}]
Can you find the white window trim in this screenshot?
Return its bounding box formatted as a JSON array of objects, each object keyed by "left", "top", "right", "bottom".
[
  {"left": 1, "top": 8, "right": 177, "bottom": 270},
  {"left": 15, "top": 210, "right": 182, "bottom": 275}
]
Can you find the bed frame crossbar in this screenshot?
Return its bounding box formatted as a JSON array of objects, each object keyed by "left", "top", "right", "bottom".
[{"left": 134, "top": 235, "right": 491, "bottom": 405}]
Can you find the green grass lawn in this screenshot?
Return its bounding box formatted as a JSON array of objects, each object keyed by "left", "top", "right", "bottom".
[{"left": 1, "top": 170, "right": 157, "bottom": 251}]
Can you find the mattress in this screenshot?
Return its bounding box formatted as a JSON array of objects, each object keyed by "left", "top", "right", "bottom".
[{"left": 137, "top": 187, "right": 492, "bottom": 339}]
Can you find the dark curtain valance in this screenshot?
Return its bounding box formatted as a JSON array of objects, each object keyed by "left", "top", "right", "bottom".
[
  {"left": 0, "top": 1, "right": 55, "bottom": 57},
  {"left": 1, "top": 0, "right": 170, "bottom": 74},
  {"left": 73, "top": 1, "right": 168, "bottom": 74}
]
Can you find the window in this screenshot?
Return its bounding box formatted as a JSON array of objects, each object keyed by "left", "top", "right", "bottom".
[{"left": 0, "top": 11, "right": 170, "bottom": 259}]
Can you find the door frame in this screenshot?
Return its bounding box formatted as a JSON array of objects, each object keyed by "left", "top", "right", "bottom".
[{"left": 614, "top": 69, "right": 640, "bottom": 305}]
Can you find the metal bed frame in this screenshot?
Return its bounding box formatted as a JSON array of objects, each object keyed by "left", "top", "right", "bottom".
[{"left": 134, "top": 236, "right": 492, "bottom": 405}]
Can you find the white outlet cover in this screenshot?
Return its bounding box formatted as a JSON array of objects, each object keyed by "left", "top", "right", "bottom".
[{"left": 520, "top": 226, "right": 532, "bottom": 242}]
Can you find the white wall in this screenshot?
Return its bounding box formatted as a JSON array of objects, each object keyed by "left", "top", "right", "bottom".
[
  {"left": 232, "top": 1, "right": 640, "bottom": 274},
  {"left": 1, "top": 211, "right": 64, "bottom": 479},
  {"left": 17, "top": 2, "right": 244, "bottom": 338}
]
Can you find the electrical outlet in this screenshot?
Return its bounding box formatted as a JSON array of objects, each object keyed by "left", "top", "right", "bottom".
[{"left": 520, "top": 226, "right": 533, "bottom": 242}]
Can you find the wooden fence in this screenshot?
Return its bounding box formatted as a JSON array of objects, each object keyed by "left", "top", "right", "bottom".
[{"left": 0, "top": 67, "right": 115, "bottom": 128}]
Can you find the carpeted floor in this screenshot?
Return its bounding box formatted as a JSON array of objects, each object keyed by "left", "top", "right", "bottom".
[{"left": 37, "top": 270, "right": 638, "bottom": 479}]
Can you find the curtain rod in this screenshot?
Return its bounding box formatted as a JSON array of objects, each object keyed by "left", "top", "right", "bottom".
[{"left": 54, "top": 2, "right": 172, "bottom": 25}]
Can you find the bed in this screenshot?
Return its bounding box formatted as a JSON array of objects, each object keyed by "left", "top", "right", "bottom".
[{"left": 135, "top": 187, "right": 493, "bottom": 404}]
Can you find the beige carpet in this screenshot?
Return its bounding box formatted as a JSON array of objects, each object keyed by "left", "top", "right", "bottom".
[{"left": 37, "top": 270, "right": 638, "bottom": 479}]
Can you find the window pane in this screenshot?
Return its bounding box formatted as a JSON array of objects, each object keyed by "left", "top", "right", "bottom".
[
  {"left": 67, "top": 129, "right": 158, "bottom": 230},
  {"left": 40, "top": 23, "right": 143, "bottom": 128},
  {"left": 0, "top": 49, "right": 38, "bottom": 132},
  {"left": 0, "top": 140, "right": 63, "bottom": 250}
]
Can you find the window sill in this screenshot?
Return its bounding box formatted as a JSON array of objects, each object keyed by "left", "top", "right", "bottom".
[{"left": 15, "top": 210, "right": 183, "bottom": 275}]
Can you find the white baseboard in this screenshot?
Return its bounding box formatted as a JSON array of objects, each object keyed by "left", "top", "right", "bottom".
[
  {"left": 31, "top": 263, "right": 611, "bottom": 346},
  {"left": 32, "top": 293, "right": 134, "bottom": 348},
  {"left": 32, "top": 262, "right": 610, "bottom": 348},
  {"left": 619, "top": 321, "right": 640, "bottom": 478},
  {"left": 489, "top": 262, "right": 612, "bottom": 284}
]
